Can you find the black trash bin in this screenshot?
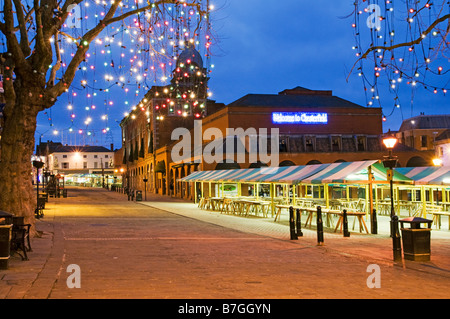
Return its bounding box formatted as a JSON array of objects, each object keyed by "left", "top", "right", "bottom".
[
  {"left": 399, "top": 217, "right": 433, "bottom": 261},
  {"left": 136, "top": 190, "right": 142, "bottom": 202},
  {"left": 0, "top": 211, "right": 14, "bottom": 270}
]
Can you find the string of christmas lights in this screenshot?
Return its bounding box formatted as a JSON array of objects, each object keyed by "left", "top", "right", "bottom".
[
  {"left": 350, "top": 0, "right": 449, "bottom": 122},
  {"left": 0, "top": 0, "right": 216, "bottom": 146}
]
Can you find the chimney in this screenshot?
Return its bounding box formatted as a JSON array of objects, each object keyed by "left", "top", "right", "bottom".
[{"left": 110, "top": 143, "right": 114, "bottom": 151}]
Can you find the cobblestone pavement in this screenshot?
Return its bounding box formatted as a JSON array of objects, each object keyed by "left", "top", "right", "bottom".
[{"left": 1, "top": 187, "right": 449, "bottom": 300}]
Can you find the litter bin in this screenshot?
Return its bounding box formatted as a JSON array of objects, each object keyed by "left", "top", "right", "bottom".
[
  {"left": 0, "top": 211, "right": 15, "bottom": 269},
  {"left": 399, "top": 217, "right": 432, "bottom": 261},
  {"left": 136, "top": 190, "right": 142, "bottom": 201}
]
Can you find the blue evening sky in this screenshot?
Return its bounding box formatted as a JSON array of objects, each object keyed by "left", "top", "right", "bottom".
[{"left": 35, "top": 0, "right": 449, "bottom": 149}]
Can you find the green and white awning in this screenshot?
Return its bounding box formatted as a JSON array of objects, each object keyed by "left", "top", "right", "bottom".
[
  {"left": 395, "top": 166, "right": 450, "bottom": 185},
  {"left": 181, "top": 160, "right": 413, "bottom": 185}
]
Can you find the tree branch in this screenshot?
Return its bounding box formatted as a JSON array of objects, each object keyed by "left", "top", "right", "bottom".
[
  {"left": 12, "top": 0, "right": 32, "bottom": 57},
  {"left": 362, "top": 13, "right": 450, "bottom": 59},
  {"left": 2, "top": 0, "right": 30, "bottom": 77},
  {"left": 347, "top": 13, "right": 450, "bottom": 81},
  {"left": 45, "top": 1, "right": 122, "bottom": 103}
]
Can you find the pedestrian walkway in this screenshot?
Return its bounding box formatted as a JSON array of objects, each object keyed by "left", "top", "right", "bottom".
[
  {"left": 1, "top": 187, "right": 449, "bottom": 299},
  {"left": 138, "top": 193, "right": 450, "bottom": 272}
]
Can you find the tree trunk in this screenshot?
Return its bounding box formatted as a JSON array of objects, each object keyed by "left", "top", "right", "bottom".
[{"left": 0, "top": 95, "right": 40, "bottom": 236}]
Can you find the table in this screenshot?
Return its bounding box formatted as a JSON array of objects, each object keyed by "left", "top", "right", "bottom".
[
  {"left": 235, "top": 200, "right": 270, "bottom": 217},
  {"left": 274, "top": 205, "right": 292, "bottom": 222},
  {"left": 431, "top": 211, "right": 450, "bottom": 230},
  {"left": 209, "top": 197, "right": 224, "bottom": 211},
  {"left": 304, "top": 207, "right": 340, "bottom": 228},
  {"left": 334, "top": 211, "right": 369, "bottom": 234}
]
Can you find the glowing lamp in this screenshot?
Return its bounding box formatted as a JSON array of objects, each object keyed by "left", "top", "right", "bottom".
[
  {"left": 432, "top": 158, "right": 443, "bottom": 166},
  {"left": 382, "top": 136, "right": 397, "bottom": 149}
]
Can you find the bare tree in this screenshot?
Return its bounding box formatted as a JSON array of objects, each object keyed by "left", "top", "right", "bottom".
[
  {"left": 0, "top": 0, "right": 210, "bottom": 234},
  {"left": 348, "top": 0, "right": 449, "bottom": 118}
]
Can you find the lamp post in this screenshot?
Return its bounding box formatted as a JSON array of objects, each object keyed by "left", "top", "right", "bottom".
[
  {"left": 143, "top": 178, "right": 148, "bottom": 201},
  {"left": 32, "top": 160, "right": 45, "bottom": 217},
  {"left": 382, "top": 133, "right": 402, "bottom": 262}
]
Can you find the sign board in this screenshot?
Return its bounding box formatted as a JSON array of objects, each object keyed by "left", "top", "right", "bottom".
[{"left": 272, "top": 112, "right": 328, "bottom": 124}]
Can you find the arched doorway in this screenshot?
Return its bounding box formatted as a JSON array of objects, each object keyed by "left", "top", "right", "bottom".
[
  {"left": 279, "top": 160, "right": 296, "bottom": 167},
  {"left": 215, "top": 161, "right": 241, "bottom": 170},
  {"left": 249, "top": 161, "right": 268, "bottom": 168},
  {"left": 406, "top": 156, "right": 427, "bottom": 167}
]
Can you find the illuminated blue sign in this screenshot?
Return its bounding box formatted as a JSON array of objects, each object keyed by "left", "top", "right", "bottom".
[{"left": 272, "top": 112, "right": 328, "bottom": 124}]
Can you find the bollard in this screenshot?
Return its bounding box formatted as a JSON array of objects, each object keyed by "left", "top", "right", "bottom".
[
  {"left": 371, "top": 208, "right": 378, "bottom": 234},
  {"left": 316, "top": 206, "right": 324, "bottom": 245},
  {"left": 392, "top": 215, "right": 402, "bottom": 262},
  {"left": 296, "top": 208, "right": 303, "bottom": 237},
  {"left": 289, "top": 206, "right": 298, "bottom": 240},
  {"left": 343, "top": 209, "right": 350, "bottom": 237}
]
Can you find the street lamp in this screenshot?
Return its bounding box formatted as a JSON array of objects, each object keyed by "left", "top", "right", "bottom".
[
  {"left": 33, "top": 160, "right": 45, "bottom": 218},
  {"left": 432, "top": 158, "right": 443, "bottom": 166},
  {"left": 382, "top": 133, "right": 402, "bottom": 262}
]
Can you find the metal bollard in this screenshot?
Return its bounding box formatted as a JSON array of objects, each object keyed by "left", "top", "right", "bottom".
[
  {"left": 343, "top": 209, "right": 350, "bottom": 237},
  {"left": 289, "top": 206, "right": 298, "bottom": 240},
  {"left": 371, "top": 208, "right": 378, "bottom": 234},
  {"left": 296, "top": 208, "right": 303, "bottom": 237},
  {"left": 392, "top": 215, "right": 402, "bottom": 261},
  {"left": 316, "top": 206, "right": 324, "bottom": 245}
]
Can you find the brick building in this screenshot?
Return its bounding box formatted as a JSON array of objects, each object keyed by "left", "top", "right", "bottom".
[{"left": 116, "top": 47, "right": 434, "bottom": 200}]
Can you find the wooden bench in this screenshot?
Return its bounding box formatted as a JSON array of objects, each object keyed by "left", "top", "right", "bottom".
[
  {"left": 274, "top": 205, "right": 292, "bottom": 222},
  {"left": 431, "top": 211, "right": 450, "bottom": 230},
  {"left": 334, "top": 211, "right": 369, "bottom": 234},
  {"left": 10, "top": 216, "right": 32, "bottom": 260}
]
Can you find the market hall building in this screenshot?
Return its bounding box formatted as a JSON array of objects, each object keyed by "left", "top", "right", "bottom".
[{"left": 116, "top": 49, "right": 434, "bottom": 201}]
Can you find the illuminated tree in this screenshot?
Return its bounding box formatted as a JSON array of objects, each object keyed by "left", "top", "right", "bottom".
[
  {"left": 348, "top": 0, "right": 449, "bottom": 120},
  {"left": 0, "top": 0, "right": 212, "bottom": 232}
]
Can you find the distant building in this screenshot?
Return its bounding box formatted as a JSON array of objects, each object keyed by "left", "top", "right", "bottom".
[
  {"left": 396, "top": 114, "right": 450, "bottom": 150},
  {"left": 435, "top": 129, "right": 450, "bottom": 166},
  {"left": 395, "top": 114, "right": 450, "bottom": 166},
  {"left": 47, "top": 144, "right": 115, "bottom": 187}
]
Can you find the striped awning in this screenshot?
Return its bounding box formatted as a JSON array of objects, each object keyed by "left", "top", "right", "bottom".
[
  {"left": 181, "top": 160, "right": 413, "bottom": 185},
  {"left": 300, "top": 160, "right": 381, "bottom": 184},
  {"left": 395, "top": 166, "right": 450, "bottom": 185}
]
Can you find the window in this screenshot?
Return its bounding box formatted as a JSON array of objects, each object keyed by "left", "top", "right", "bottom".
[
  {"left": 421, "top": 135, "right": 427, "bottom": 148},
  {"left": 83, "top": 155, "right": 87, "bottom": 158},
  {"left": 279, "top": 138, "right": 288, "bottom": 152},
  {"left": 62, "top": 162, "right": 69, "bottom": 169},
  {"left": 94, "top": 155, "right": 98, "bottom": 158},
  {"left": 357, "top": 136, "right": 366, "bottom": 151},
  {"left": 105, "top": 155, "right": 109, "bottom": 158},
  {"left": 305, "top": 136, "right": 315, "bottom": 152},
  {"left": 94, "top": 162, "right": 98, "bottom": 168},
  {"left": 63, "top": 155, "right": 67, "bottom": 158},
  {"left": 331, "top": 136, "right": 341, "bottom": 152},
  {"left": 83, "top": 162, "right": 88, "bottom": 169}
]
